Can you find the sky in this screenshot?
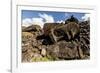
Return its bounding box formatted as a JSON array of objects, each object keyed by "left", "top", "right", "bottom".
[{"left": 22, "top": 10, "right": 90, "bottom": 28}]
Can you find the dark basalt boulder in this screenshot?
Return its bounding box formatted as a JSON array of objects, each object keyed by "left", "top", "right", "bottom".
[
  {"left": 79, "top": 21, "right": 90, "bottom": 57},
  {"left": 46, "top": 41, "right": 84, "bottom": 60}
]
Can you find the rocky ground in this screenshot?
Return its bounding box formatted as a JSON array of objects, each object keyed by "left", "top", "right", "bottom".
[{"left": 22, "top": 20, "right": 90, "bottom": 62}]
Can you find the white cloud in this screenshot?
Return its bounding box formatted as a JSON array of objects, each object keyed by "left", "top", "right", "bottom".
[
  {"left": 32, "top": 18, "right": 44, "bottom": 28},
  {"left": 56, "top": 20, "right": 65, "bottom": 24},
  {"left": 22, "top": 18, "right": 44, "bottom": 28},
  {"left": 81, "top": 14, "right": 90, "bottom": 21},
  {"left": 22, "top": 13, "right": 55, "bottom": 28},
  {"left": 39, "top": 13, "right": 54, "bottom": 23},
  {"left": 22, "top": 18, "right": 32, "bottom": 27}
]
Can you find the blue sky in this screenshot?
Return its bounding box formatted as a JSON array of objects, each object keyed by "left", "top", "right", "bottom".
[{"left": 22, "top": 10, "right": 89, "bottom": 27}]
